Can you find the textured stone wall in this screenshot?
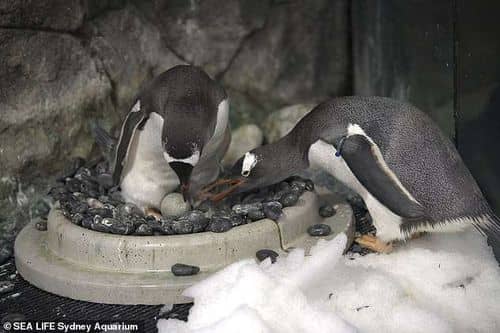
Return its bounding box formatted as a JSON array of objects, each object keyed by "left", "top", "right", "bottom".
[{"left": 0, "top": 0, "right": 351, "bottom": 229}]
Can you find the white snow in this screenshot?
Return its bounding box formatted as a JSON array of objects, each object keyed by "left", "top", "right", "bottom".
[{"left": 158, "top": 229, "right": 500, "bottom": 333}]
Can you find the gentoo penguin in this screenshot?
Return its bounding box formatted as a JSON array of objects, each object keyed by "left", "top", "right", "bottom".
[
  {"left": 113, "top": 65, "right": 230, "bottom": 211},
  {"left": 207, "top": 96, "right": 500, "bottom": 252}
]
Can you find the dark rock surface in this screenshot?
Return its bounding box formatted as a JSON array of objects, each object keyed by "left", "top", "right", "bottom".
[
  {"left": 0, "top": 0, "right": 86, "bottom": 31},
  {"left": 171, "top": 263, "right": 200, "bottom": 277}
]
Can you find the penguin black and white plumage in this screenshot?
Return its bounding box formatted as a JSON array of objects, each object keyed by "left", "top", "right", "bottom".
[
  {"left": 221, "top": 96, "right": 500, "bottom": 250},
  {"left": 113, "top": 65, "right": 230, "bottom": 211}
]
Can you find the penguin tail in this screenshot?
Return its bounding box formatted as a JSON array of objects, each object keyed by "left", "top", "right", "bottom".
[
  {"left": 472, "top": 213, "right": 500, "bottom": 257},
  {"left": 90, "top": 122, "right": 117, "bottom": 155}
]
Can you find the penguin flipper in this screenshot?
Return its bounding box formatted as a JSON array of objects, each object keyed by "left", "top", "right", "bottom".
[
  {"left": 338, "top": 134, "right": 428, "bottom": 221},
  {"left": 112, "top": 107, "right": 149, "bottom": 185}
]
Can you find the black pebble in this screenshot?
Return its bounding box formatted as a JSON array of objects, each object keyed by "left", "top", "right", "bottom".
[
  {"left": 81, "top": 216, "right": 93, "bottom": 228},
  {"left": 208, "top": 216, "right": 233, "bottom": 233},
  {"left": 0, "top": 280, "right": 15, "bottom": 294},
  {"left": 319, "top": 205, "right": 336, "bottom": 218},
  {"left": 229, "top": 212, "right": 246, "bottom": 227},
  {"left": 159, "top": 218, "right": 175, "bottom": 235},
  {"left": 96, "top": 173, "right": 114, "bottom": 189},
  {"left": 256, "top": 249, "right": 279, "bottom": 263},
  {"left": 71, "top": 213, "right": 85, "bottom": 225},
  {"left": 280, "top": 193, "right": 299, "bottom": 207},
  {"left": 307, "top": 224, "right": 332, "bottom": 237},
  {"left": 247, "top": 208, "right": 265, "bottom": 221},
  {"left": 88, "top": 207, "right": 113, "bottom": 218},
  {"left": 35, "top": 220, "right": 47, "bottom": 231},
  {"left": 350, "top": 244, "right": 363, "bottom": 253},
  {"left": 263, "top": 201, "right": 283, "bottom": 221},
  {"left": 135, "top": 223, "right": 154, "bottom": 236},
  {"left": 172, "top": 218, "right": 193, "bottom": 234},
  {"left": 171, "top": 263, "right": 200, "bottom": 276}
]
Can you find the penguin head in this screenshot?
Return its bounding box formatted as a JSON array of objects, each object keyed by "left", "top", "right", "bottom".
[
  {"left": 228, "top": 146, "right": 284, "bottom": 194},
  {"left": 163, "top": 134, "right": 203, "bottom": 202}
]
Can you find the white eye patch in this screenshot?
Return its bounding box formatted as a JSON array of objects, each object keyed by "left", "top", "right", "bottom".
[
  {"left": 163, "top": 149, "right": 200, "bottom": 166},
  {"left": 241, "top": 152, "right": 258, "bottom": 177},
  {"left": 131, "top": 100, "right": 141, "bottom": 112}
]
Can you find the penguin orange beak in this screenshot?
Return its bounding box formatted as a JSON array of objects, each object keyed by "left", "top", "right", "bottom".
[{"left": 169, "top": 162, "right": 194, "bottom": 202}]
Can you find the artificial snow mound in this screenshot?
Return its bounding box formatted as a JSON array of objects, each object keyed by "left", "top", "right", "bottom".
[{"left": 158, "top": 229, "right": 500, "bottom": 333}]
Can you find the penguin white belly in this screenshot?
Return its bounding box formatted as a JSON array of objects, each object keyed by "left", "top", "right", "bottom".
[
  {"left": 120, "top": 112, "right": 179, "bottom": 210},
  {"left": 308, "top": 140, "right": 405, "bottom": 241}
]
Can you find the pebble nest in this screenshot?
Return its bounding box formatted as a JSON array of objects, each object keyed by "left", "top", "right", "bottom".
[{"left": 48, "top": 159, "right": 319, "bottom": 236}]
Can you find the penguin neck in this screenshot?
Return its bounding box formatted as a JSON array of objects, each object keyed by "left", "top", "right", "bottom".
[{"left": 270, "top": 134, "right": 309, "bottom": 177}]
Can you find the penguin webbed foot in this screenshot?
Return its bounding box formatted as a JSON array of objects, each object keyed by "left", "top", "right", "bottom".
[
  {"left": 355, "top": 234, "right": 393, "bottom": 254},
  {"left": 198, "top": 178, "right": 244, "bottom": 202}
]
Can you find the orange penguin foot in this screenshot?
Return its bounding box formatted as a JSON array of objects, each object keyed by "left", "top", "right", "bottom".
[
  {"left": 145, "top": 207, "right": 162, "bottom": 221},
  {"left": 355, "top": 234, "right": 393, "bottom": 253}
]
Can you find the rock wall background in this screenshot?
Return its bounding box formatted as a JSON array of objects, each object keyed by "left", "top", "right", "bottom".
[{"left": 0, "top": 0, "right": 351, "bottom": 232}]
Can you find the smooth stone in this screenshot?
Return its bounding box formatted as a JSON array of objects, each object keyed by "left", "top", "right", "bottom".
[
  {"left": 208, "top": 217, "right": 233, "bottom": 233},
  {"left": 263, "top": 201, "right": 283, "bottom": 221},
  {"left": 87, "top": 198, "right": 104, "bottom": 208},
  {"left": 256, "top": 249, "right": 279, "bottom": 263},
  {"left": 71, "top": 213, "right": 84, "bottom": 225},
  {"left": 351, "top": 244, "right": 363, "bottom": 253},
  {"left": 171, "top": 263, "right": 200, "bottom": 276},
  {"left": 135, "top": 223, "right": 154, "bottom": 236},
  {"left": 171, "top": 218, "right": 193, "bottom": 234},
  {"left": 280, "top": 192, "right": 299, "bottom": 207},
  {"left": 118, "top": 203, "right": 143, "bottom": 216},
  {"left": 161, "top": 193, "right": 191, "bottom": 217},
  {"left": 0, "top": 280, "right": 15, "bottom": 294},
  {"left": 35, "top": 219, "right": 47, "bottom": 231},
  {"left": 307, "top": 223, "right": 332, "bottom": 237},
  {"left": 319, "top": 204, "right": 336, "bottom": 218},
  {"left": 229, "top": 212, "right": 246, "bottom": 227},
  {"left": 90, "top": 219, "right": 110, "bottom": 233},
  {"left": 88, "top": 207, "right": 113, "bottom": 218},
  {"left": 81, "top": 216, "right": 93, "bottom": 228},
  {"left": 159, "top": 218, "right": 175, "bottom": 235},
  {"left": 183, "top": 210, "right": 209, "bottom": 233},
  {"left": 65, "top": 178, "right": 82, "bottom": 192},
  {"left": 247, "top": 208, "right": 266, "bottom": 221},
  {"left": 277, "top": 181, "right": 291, "bottom": 192},
  {"left": 232, "top": 202, "right": 263, "bottom": 215}
]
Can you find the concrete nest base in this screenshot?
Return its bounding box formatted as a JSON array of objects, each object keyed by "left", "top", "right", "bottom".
[{"left": 15, "top": 190, "right": 354, "bottom": 305}]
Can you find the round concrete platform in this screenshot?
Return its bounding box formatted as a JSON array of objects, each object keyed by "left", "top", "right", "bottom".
[{"left": 15, "top": 190, "right": 354, "bottom": 305}]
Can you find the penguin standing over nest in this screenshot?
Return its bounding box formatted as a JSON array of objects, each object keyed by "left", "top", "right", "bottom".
[
  {"left": 110, "top": 65, "right": 230, "bottom": 212},
  {"left": 203, "top": 96, "right": 500, "bottom": 253}
]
